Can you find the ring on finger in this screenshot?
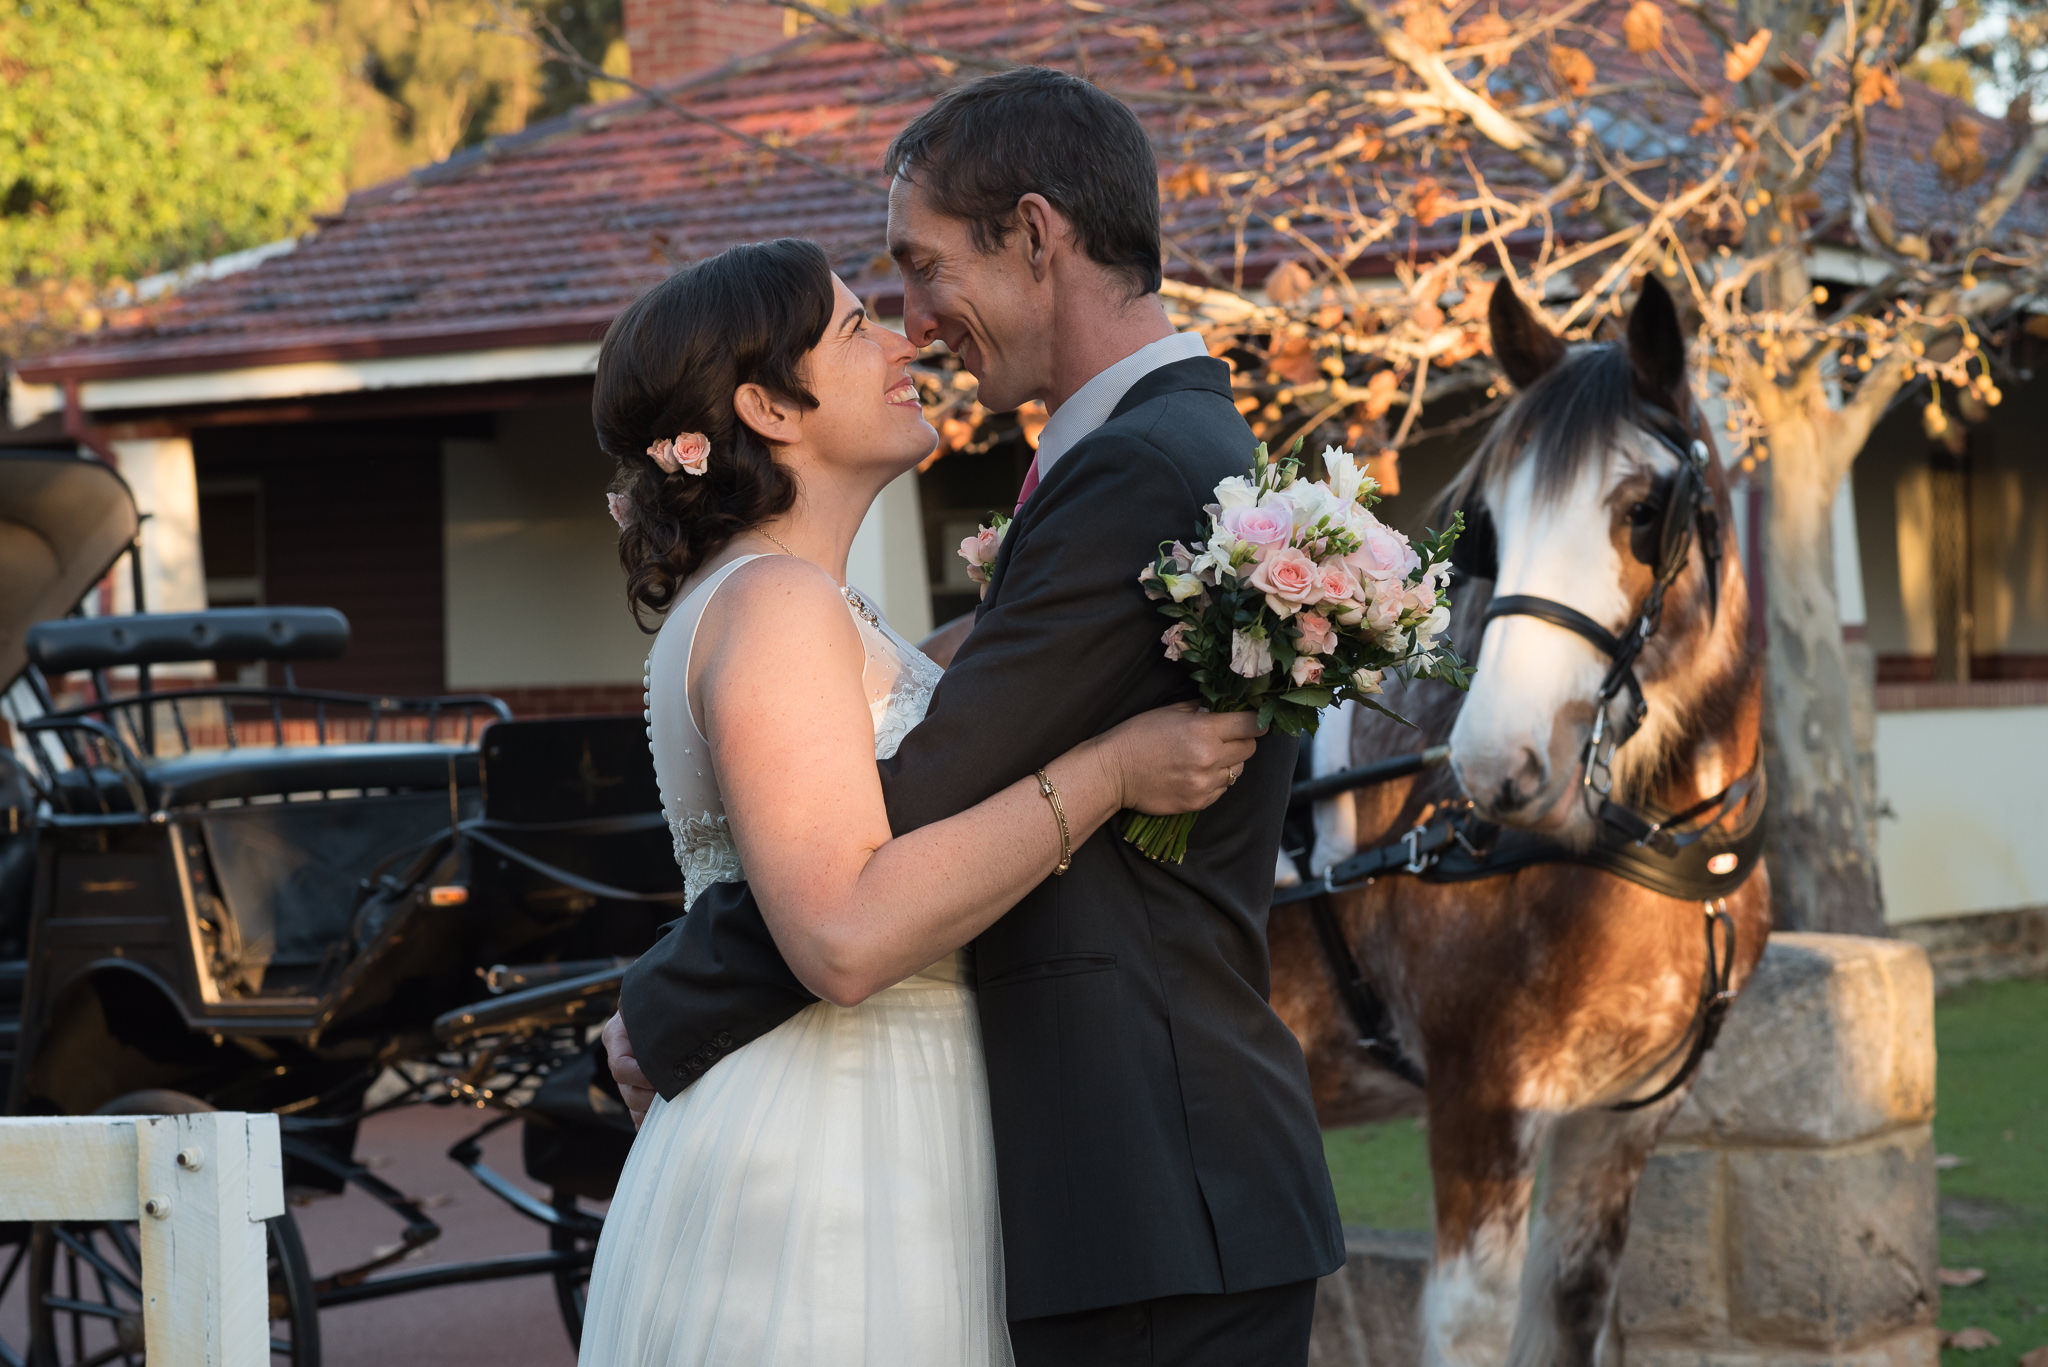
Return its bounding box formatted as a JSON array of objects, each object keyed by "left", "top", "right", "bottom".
[{"left": 1225, "top": 763, "right": 1240, "bottom": 787}]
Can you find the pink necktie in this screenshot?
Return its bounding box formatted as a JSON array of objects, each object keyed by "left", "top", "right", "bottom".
[{"left": 1014, "top": 460, "right": 1041, "bottom": 514}]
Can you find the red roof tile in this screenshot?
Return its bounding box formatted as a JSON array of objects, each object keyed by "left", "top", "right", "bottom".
[{"left": 20, "top": 0, "right": 2044, "bottom": 384}]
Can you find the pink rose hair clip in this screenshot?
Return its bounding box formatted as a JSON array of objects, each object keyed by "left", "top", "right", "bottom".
[
  {"left": 647, "top": 430, "right": 711, "bottom": 476},
  {"left": 606, "top": 492, "right": 634, "bottom": 529}
]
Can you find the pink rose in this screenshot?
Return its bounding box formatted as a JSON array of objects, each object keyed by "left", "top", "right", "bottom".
[
  {"left": 674, "top": 431, "right": 710, "bottom": 475},
  {"left": 1401, "top": 577, "right": 1438, "bottom": 617},
  {"left": 647, "top": 430, "right": 712, "bottom": 477},
  {"left": 1314, "top": 558, "right": 1357, "bottom": 605},
  {"left": 1162, "top": 623, "right": 1190, "bottom": 661},
  {"left": 1220, "top": 502, "right": 1293, "bottom": 553},
  {"left": 1247, "top": 545, "right": 1322, "bottom": 617},
  {"left": 1294, "top": 610, "right": 1337, "bottom": 656},
  {"left": 1291, "top": 656, "right": 1324, "bottom": 686},
  {"left": 958, "top": 520, "right": 1007, "bottom": 596},
  {"left": 1349, "top": 517, "right": 1419, "bottom": 583}
]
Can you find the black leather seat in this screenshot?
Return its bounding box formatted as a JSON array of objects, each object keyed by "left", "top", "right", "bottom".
[{"left": 48, "top": 743, "right": 480, "bottom": 813}]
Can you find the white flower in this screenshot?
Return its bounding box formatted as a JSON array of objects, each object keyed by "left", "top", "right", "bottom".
[
  {"left": 1159, "top": 570, "right": 1205, "bottom": 603},
  {"left": 1322, "top": 446, "right": 1366, "bottom": 505},
  {"left": 1351, "top": 667, "right": 1385, "bottom": 695},
  {"left": 1278, "top": 478, "right": 1343, "bottom": 537},
  {"left": 1191, "top": 532, "right": 1243, "bottom": 582},
  {"left": 1212, "top": 475, "right": 1259, "bottom": 511},
  {"left": 1230, "top": 628, "right": 1275, "bottom": 679}
]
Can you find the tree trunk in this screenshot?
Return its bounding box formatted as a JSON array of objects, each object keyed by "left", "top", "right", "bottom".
[{"left": 1756, "top": 394, "right": 1889, "bottom": 936}]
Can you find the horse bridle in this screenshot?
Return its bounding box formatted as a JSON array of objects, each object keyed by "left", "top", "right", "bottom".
[
  {"left": 1275, "top": 403, "right": 1764, "bottom": 1112},
  {"left": 1450, "top": 403, "right": 1750, "bottom": 855}
]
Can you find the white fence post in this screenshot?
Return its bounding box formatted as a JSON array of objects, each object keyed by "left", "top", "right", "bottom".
[{"left": 0, "top": 1112, "right": 285, "bottom": 1367}]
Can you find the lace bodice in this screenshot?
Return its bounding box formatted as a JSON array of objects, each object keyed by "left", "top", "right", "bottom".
[{"left": 644, "top": 555, "right": 942, "bottom": 908}]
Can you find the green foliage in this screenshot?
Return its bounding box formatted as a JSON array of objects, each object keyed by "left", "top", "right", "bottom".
[
  {"left": 0, "top": 0, "right": 357, "bottom": 284},
  {"left": 325, "top": 0, "right": 623, "bottom": 190}
]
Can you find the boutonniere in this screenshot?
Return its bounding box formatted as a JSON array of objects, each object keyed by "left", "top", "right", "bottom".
[{"left": 956, "top": 513, "right": 1011, "bottom": 600}]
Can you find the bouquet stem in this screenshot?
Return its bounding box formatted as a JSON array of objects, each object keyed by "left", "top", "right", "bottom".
[{"left": 1123, "top": 810, "right": 1198, "bottom": 864}]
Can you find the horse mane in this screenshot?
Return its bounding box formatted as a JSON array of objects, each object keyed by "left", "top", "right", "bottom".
[{"left": 1436, "top": 342, "right": 1659, "bottom": 520}]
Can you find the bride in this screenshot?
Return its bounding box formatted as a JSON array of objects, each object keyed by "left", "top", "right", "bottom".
[{"left": 576, "top": 238, "right": 1260, "bottom": 1366}]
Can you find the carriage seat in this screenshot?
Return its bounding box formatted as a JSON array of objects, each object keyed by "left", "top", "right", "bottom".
[{"left": 50, "top": 743, "right": 480, "bottom": 812}]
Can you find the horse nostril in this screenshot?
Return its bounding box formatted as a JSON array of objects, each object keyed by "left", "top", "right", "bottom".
[{"left": 1494, "top": 776, "right": 1526, "bottom": 813}]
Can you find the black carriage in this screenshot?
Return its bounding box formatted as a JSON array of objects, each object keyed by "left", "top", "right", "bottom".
[{"left": 0, "top": 449, "right": 676, "bottom": 1365}]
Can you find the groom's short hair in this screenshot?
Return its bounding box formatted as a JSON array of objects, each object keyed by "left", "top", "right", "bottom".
[{"left": 885, "top": 67, "right": 1163, "bottom": 299}]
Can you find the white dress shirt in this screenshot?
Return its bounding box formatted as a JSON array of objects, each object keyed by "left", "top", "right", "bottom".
[{"left": 1031, "top": 331, "right": 1211, "bottom": 480}]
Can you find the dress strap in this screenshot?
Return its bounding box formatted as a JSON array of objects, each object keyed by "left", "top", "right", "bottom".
[{"left": 652, "top": 553, "right": 774, "bottom": 745}]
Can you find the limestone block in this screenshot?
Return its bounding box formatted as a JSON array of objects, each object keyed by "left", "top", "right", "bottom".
[
  {"left": 1310, "top": 1227, "right": 1428, "bottom": 1367},
  {"left": 1665, "top": 934, "right": 1934, "bottom": 1147},
  {"left": 1618, "top": 1148, "right": 1727, "bottom": 1339},
  {"left": 1625, "top": 1325, "right": 1940, "bottom": 1367},
  {"left": 1726, "top": 1128, "right": 1938, "bottom": 1348}
]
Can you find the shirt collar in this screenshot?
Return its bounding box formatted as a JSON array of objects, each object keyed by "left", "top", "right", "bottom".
[{"left": 1032, "top": 332, "right": 1211, "bottom": 477}]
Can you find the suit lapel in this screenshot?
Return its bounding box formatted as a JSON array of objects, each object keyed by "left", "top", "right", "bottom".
[{"left": 979, "top": 356, "right": 1232, "bottom": 614}]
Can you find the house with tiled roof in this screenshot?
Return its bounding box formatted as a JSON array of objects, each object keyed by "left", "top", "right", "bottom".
[{"left": 8, "top": 0, "right": 2048, "bottom": 935}]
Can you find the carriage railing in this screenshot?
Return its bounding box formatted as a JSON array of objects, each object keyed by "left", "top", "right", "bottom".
[{"left": 17, "top": 684, "right": 512, "bottom": 816}]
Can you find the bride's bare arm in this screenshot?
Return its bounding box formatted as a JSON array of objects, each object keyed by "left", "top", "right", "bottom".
[{"left": 692, "top": 557, "right": 1254, "bottom": 1007}]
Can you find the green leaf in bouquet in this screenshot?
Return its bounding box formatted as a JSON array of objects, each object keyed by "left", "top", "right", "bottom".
[
  {"left": 1281, "top": 686, "right": 1335, "bottom": 708},
  {"left": 1355, "top": 695, "right": 1417, "bottom": 727}
]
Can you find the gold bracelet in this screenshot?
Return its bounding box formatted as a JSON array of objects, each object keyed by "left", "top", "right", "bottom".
[{"left": 1035, "top": 768, "right": 1072, "bottom": 875}]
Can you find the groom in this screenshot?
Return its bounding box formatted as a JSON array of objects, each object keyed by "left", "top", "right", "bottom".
[{"left": 606, "top": 67, "right": 1343, "bottom": 1363}]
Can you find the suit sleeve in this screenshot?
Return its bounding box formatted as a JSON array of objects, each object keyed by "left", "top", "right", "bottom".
[{"left": 881, "top": 432, "right": 1200, "bottom": 834}]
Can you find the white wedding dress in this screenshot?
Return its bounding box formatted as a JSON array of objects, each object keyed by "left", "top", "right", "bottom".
[{"left": 578, "top": 554, "right": 1013, "bottom": 1367}]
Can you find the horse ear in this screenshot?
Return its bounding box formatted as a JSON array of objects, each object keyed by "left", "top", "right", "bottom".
[
  {"left": 1487, "top": 280, "right": 1566, "bottom": 389},
  {"left": 1626, "top": 274, "right": 1687, "bottom": 402}
]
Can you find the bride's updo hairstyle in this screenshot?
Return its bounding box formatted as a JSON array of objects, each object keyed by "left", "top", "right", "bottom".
[{"left": 594, "top": 238, "right": 836, "bottom": 627}]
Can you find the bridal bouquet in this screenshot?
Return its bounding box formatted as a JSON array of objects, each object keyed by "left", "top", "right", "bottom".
[{"left": 1127, "top": 440, "right": 1468, "bottom": 862}]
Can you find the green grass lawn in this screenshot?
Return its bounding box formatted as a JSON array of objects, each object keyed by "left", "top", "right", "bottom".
[
  {"left": 1320, "top": 976, "right": 2048, "bottom": 1365},
  {"left": 1931, "top": 978, "right": 2048, "bottom": 1367}
]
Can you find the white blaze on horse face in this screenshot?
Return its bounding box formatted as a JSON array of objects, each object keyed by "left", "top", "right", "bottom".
[{"left": 1450, "top": 450, "right": 1633, "bottom": 831}]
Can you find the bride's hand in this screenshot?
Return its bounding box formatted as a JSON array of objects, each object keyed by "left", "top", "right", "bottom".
[{"left": 1099, "top": 703, "right": 1263, "bottom": 815}]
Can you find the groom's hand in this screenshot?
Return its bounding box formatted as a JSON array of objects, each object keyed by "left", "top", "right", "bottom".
[{"left": 603, "top": 1012, "right": 655, "bottom": 1127}]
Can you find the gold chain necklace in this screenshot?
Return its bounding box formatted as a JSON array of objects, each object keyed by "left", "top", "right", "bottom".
[{"left": 758, "top": 529, "right": 879, "bottom": 627}]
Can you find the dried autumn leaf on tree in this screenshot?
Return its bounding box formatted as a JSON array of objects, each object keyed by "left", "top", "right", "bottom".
[
  {"left": 1933, "top": 117, "right": 1988, "bottom": 187},
  {"left": 1622, "top": 1, "right": 1662, "bottom": 54},
  {"left": 1690, "top": 94, "right": 1728, "bottom": 135},
  {"left": 1403, "top": 2, "right": 1452, "bottom": 52},
  {"left": 1265, "top": 259, "right": 1315, "bottom": 306},
  {"left": 1164, "top": 162, "right": 1212, "bottom": 200},
  {"left": 1549, "top": 44, "right": 1596, "bottom": 95},
  {"left": 1855, "top": 65, "right": 1902, "bottom": 109},
  {"left": 1412, "top": 176, "right": 1451, "bottom": 225},
  {"left": 1724, "top": 30, "right": 1770, "bottom": 83},
  {"left": 1457, "top": 10, "right": 1513, "bottom": 60}
]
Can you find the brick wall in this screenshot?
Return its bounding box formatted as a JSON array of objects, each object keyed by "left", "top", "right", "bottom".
[
  {"left": 489, "top": 684, "right": 646, "bottom": 718},
  {"left": 623, "top": 0, "right": 788, "bottom": 87}
]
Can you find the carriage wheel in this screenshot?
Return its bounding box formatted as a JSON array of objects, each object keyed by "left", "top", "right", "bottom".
[
  {"left": 547, "top": 1188, "right": 602, "bottom": 1351},
  {"left": 25, "top": 1091, "right": 320, "bottom": 1367}
]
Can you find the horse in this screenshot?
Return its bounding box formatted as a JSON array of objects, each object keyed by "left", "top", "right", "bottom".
[{"left": 1267, "top": 274, "right": 1771, "bottom": 1367}]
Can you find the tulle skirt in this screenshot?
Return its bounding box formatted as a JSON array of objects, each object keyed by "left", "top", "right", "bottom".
[{"left": 578, "top": 955, "right": 1012, "bottom": 1367}]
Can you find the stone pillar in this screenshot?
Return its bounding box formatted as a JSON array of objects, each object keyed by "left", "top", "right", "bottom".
[
  {"left": 1619, "top": 933, "right": 1938, "bottom": 1367},
  {"left": 1308, "top": 934, "right": 1940, "bottom": 1367}
]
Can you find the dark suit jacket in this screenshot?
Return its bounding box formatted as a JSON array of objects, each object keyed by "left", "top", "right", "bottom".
[{"left": 619, "top": 356, "right": 1344, "bottom": 1320}]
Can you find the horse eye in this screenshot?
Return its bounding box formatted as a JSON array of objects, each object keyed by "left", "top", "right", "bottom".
[{"left": 1627, "top": 501, "right": 1659, "bottom": 526}]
